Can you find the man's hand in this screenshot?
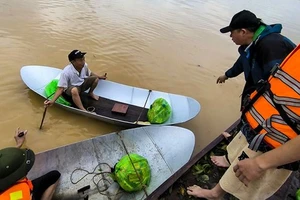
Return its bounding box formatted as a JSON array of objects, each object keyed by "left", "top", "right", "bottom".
[
  {"left": 99, "top": 73, "right": 107, "bottom": 80},
  {"left": 233, "top": 157, "right": 264, "bottom": 186},
  {"left": 216, "top": 75, "right": 228, "bottom": 84},
  {"left": 14, "top": 128, "right": 28, "bottom": 148},
  {"left": 44, "top": 100, "right": 54, "bottom": 107}
]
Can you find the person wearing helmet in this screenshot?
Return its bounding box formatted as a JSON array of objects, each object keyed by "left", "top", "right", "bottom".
[{"left": 0, "top": 128, "right": 60, "bottom": 200}]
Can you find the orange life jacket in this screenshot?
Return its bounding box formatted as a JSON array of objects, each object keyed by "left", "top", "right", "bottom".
[
  {"left": 0, "top": 178, "right": 33, "bottom": 200},
  {"left": 242, "top": 44, "right": 300, "bottom": 151}
]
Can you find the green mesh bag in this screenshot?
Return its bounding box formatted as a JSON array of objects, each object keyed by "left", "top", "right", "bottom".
[
  {"left": 44, "top": 79, "right": 71, "bottom": 106},
  {"left": 147, "top": 98, "right": 172, "bottom": 124},
  {"left": 113, "top": 153, "right": 151, "bottom": 192}
]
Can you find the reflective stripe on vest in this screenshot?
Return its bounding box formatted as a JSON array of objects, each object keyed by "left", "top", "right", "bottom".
[
  {"left": 244, "top": 44, "right": 300, "bottom": 150},
  {"left": 0, "top": 178, "right": 33, "bottom": 200}
]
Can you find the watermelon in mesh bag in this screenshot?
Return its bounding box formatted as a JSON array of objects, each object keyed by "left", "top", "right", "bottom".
[
  {"left": 113, "top": 153, "right": 151, "bottom": 192},
  {"left": 147, "top": 98, "right": 172, "bottom": 124}
]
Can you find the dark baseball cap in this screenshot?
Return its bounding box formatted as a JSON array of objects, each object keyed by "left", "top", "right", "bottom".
[
  {"left": 0, "top": 147, "right": 35, "bottom": 192},
  {"left": 220, "top": 10, "right": 261, "bottom": 33},
  {"left": 68, "top": 50, "right": 87, "bottom": 62}
]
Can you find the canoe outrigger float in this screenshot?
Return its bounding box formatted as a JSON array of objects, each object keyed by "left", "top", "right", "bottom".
[
  {"left": 20, "top": 65, "right": 201, "bottom": 127},
  {"left": 146, "top": 119, "right": 300, "bottom": 200}
]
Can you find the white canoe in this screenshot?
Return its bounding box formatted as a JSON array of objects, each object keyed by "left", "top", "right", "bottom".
[
  {"left": 20, "top": 65, "right": 201, "bottom": 127},
  {"left": 27, "top": 126, "right": 195, "bottom": 200}
]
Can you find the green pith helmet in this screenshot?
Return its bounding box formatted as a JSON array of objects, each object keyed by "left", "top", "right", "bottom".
[
  {"left": 113, "top": 154, "right": 151, "bottom": 192},
  {"left": 147, "top": 98, "right": 172, "bottom": 124},
  {"left": 0, "top": 148, "right": 35, "bottom": 192}
]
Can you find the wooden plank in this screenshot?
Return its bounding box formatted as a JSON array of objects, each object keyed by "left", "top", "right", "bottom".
[{"left": 111, "top": 103, "right": 129, "bottom": 114}]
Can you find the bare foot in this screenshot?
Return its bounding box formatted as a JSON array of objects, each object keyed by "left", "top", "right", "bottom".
[
  {"left": 89, "top": 93, "right": 99, "bottom": 100},
  {"left": 187, "top": 185, "right": 220, "bottom": 200},
  {"left": 222, "top": 132, "right": 231, "bottom": 138},
  {"left": 211, "top": 155, "right": 230, "bottom": 168}
]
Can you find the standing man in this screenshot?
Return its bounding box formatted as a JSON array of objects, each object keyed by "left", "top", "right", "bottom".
[
  {"left": 212, "top": 10, "right": 296, "bottom": 166},
  {"left": 216, "top": 10, "right": 295, "bottom": 108},
  {"left": 187, "top": 10, "right": 297, "bottom": 200},
  {"left": 44, "top": 50, "right": 107, "bottom": 111}
]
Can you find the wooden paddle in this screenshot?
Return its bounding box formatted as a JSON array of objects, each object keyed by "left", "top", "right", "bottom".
[
  {"left": 39, "top": 92, "right": 56, "bottom": 130},
  {"left": 135, "top": 89, "right": 152, "bottom": 124},
  {"left": 39, "top": 107, "right": 48, "bottom": 130}
]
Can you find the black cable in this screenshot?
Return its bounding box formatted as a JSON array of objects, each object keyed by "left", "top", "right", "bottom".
[{"left": 70, "top": 163, "right": 115, "bottom": 196}]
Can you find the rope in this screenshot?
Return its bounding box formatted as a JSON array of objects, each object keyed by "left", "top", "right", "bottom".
[
  {"left": 70, "top": 163, "right": 115, "bottom": 196},
  {"left": 70, "top": 133, "right": 149, "bottom": 199},
  {"left": 87, "top": 106, "right": 96, "bottom": 112}
]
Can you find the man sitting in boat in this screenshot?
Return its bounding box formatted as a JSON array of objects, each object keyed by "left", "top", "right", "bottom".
[
  {"left": 0, "top": 128, "right": 61, "bottom": 200},
  {"left": 44, "top": 49, "right": 107, "bottom": 111}
]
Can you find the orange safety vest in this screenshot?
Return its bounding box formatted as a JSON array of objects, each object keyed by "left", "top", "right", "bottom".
[
  {"left": 242, "top": 44, "right": 300, "bottom": 151},
  {"left": 0, "top": 178, "right": 33, "bottom": 200}
]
